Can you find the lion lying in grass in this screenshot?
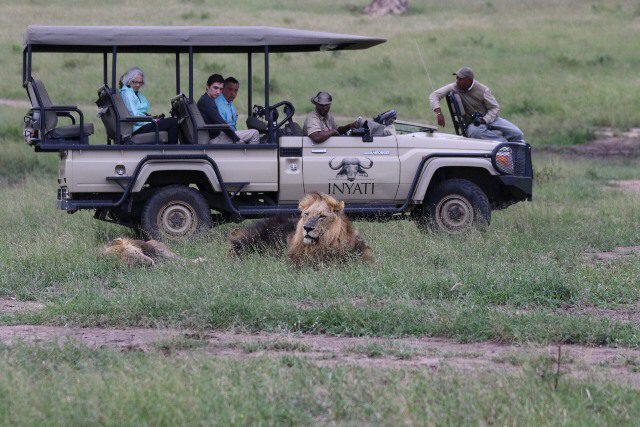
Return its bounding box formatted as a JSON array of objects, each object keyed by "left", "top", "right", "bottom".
[
  {"left": 101, "top": 238, "right": 180, "bottom": 267},
  {"left": 228, "top": 192, "right": 373, "bottom": 265}
]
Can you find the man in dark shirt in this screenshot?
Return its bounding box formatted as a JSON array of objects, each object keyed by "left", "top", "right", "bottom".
[{"left": 196, "top": 74, "right": 240, "bottom": 143}]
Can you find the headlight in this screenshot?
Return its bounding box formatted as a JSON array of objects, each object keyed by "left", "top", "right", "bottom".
[{"left": 494, "top": 146, "right": 514, "bottom": 175}]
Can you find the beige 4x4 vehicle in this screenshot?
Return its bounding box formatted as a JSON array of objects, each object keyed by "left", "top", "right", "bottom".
[{"left": 22, "top": 26, "right": 532, "bottom": 240}]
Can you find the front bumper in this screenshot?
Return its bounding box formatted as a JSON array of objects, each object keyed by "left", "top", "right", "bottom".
[{"left": 498, "top": 176, "right": 533, "bottom": 201}]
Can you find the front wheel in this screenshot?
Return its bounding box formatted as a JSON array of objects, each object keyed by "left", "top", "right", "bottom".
[
  {"left": 415, "top": 179, "right": 490, "bottom": 234},
  {"left": 140, "top": 185, "right": 212, "bottom": 241}
]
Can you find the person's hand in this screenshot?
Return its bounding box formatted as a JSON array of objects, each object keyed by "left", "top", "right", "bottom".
[{"left": 435, "top": 111, "right": 445, "bottom": 127}]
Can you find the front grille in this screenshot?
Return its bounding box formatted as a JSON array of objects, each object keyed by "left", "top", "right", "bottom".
[{"left": 512, "top": 143, "right": 532, "bottom": 177}]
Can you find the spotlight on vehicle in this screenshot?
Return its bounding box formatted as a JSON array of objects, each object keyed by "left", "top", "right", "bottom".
[{"left": 494, "top": 146, "right": 514, "bottom": 175}]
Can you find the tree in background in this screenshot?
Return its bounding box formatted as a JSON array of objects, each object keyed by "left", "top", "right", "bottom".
[{"left": 363, "top": 0, "right": 408, "bottom": 16}]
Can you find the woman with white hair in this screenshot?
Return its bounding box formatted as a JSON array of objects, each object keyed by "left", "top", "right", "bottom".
[{"left": 119, "top": 67, "right": 179, "bottom": 144}]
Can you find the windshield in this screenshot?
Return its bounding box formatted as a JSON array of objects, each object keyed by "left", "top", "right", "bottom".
[{"left": 394, "top": 120, "right": 436, "bottom": 135}]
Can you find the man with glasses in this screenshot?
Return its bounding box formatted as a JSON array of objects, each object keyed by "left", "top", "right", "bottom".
[
  {"left": 428, "top": 66, "right": 525, "bottom": 143},
  {"left": 197, "top": 74, "right": 258, "bottom": 144}
]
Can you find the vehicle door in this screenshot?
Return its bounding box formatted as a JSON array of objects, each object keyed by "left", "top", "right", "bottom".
[{"left": 302, "top": 134, "right": 399, "bottom": 203}]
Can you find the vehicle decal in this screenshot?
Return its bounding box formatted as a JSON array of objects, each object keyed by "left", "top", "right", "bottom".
[
  {"left": 327, "top": 157, "right": 375, "bottom": 195},
  {"left": 363, "top": 150, "right": 389, "bottom": 155},
  {"left": 328, "top": 157, "right": 373, "bottom": 182}
]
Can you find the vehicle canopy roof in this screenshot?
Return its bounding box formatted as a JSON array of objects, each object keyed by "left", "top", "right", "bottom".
[{"left": 23, "top": 25, "right": 386, "bottom": 53}]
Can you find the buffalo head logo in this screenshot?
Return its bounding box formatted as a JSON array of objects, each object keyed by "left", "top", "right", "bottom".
[{"left": 329, "top": 157, "right": 374, "bottom": 181}]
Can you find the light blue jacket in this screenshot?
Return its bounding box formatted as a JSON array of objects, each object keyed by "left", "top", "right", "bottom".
[
  {"left": 215, "top": 95, "right": 238, "bottom": 131},
  {"left": 119, "top": 85, "right": 150, "bottom": 131}
]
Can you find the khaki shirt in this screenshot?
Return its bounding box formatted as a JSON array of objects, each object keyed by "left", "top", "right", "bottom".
[
  {"left": 428, "top": 81, "right": 500, "bottom": 124},
  {"left": 303, "top": 110, "right": 338, "bottom": 136}
]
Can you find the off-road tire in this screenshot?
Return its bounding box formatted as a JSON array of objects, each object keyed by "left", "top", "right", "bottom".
[
  {"left": 140, "top": 185, "right": 212, "bottom": 241},
  {"left": 415, "top": 178, "right": 490, "bottom": 233}
]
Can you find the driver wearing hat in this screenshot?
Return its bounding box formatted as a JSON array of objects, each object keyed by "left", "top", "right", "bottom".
[{"left": 303, "top": 91, "right": 361, "bottom": 144}]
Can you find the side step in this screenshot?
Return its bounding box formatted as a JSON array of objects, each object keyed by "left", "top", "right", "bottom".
[{"left": 237, "top": 203, "right": 401, "bottom": 218}]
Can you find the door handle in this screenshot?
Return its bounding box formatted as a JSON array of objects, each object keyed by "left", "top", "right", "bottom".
[{"left": 311, "top": 149, "right": 327, "bottom": 154}]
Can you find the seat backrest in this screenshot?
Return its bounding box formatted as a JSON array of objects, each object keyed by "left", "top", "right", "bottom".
[
  {"left": 26, "top": 79, "right": 58, "bottom": 131},
  {"left": 96, "top": 86, "right": 134, "bottom": 141},
  {"left": 452, "top": 93, "right": 466, "bottom": 115},
  {"left": 171, "top": 94, "right": 209, "bottom": 144}
]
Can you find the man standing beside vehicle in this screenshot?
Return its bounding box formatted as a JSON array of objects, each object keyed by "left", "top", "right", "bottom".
[
  {"left": 303, "top": 91, "right": 361, "bottom": 144},
  {"left": 214, "top": 76, "right": 259, "bottom": 144},
  {"left": 429, "top": 67, "right": 525, "bottom": 143}
]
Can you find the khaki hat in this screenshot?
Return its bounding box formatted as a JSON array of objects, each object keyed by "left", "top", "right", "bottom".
[
  {"left": 310, "top": 91, "right": 332, "bottom": 105},
  {"left": 453, "top": 66, "right": 474, "bottom": 79}
]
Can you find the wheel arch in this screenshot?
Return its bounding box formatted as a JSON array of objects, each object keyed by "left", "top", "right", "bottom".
[
  {"left": 413, "top": 159, "right": 498, "bottom": 204},
  {"left": 131, "top": 162, "right": 221, "bottom": 193}
]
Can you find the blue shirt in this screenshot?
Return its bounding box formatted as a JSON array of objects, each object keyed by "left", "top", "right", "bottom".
[
  {"left": 119, "top": 85, "right": 150, "bottom": 131},
  {"left": 215, "top": 95, "right": 238, "bottom": 131}
]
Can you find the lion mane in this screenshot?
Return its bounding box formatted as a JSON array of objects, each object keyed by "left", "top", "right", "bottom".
[{"left": 228, "top": 192, "right": 373, "bottom": 265}]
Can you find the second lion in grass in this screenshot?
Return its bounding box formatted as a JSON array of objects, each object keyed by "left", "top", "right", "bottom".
[{"left": 228, "top": 192, "right": 373, "bottom": 265}]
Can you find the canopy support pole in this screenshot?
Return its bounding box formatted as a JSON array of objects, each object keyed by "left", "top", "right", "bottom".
[
  {"left": 247, "top": 52, "right": 252, "bottom": 116},
  {"left": 103, "top": 52, "right": 108, "bottom": 86},
  {"left": 22, "top": 48, "right": 27, "bottom": 86},
  {"left": 26, "top": 44, "right": 32, "bottom": 82},
  {"left": 265, "top": 46, "right": 271, "bottom": 143},
  {"left": 111, "top": 46, "right": 117, "bottom": 92},
  {"left": 188, "top": 47, "right": 193, "bottom": 101},
  {"left": 176, "top": 52, "right": 181, "bottom": 95}
]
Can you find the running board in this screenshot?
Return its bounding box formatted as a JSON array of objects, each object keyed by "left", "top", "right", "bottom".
[{"left": 237, "top": 203, "right": 402, "bottom": 217}]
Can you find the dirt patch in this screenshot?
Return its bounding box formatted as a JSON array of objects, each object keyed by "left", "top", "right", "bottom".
[
  {"left": 542, "top": 129, "right": 640, "bottom": 157},
  {"left": 0, "top": 325, "right": 181, "bottom": 351},
  {"left": 1, "top": 325, "right": 639, "bottom": 388},
  {"left": 609, "top": 180, "right": 640, "bottom": 194},
  {"left": 0, "top": 99, "right": 30, "bottom": 109},
  {"left": 0, "top": 299, "right": 45, "bottom": 314},
  {"left": 582, "top": 246, "right": 640, "bottom": 262},
  {"left": 556, "top": 304, "right": 640, "bottom": 326}
]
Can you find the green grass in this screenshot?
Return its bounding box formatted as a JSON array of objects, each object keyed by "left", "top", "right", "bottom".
[
  {"left": 1, "top": 0, "right": 640, "bottom": 144},
  {"left": 1, "top": 102, "right": 640, "bottom": 346},
  {"left": 1, "top": 1, "right": 640, "bottom": 421},
  {"left": 1, "top": 341, "right": 639, "bottom": 426}
]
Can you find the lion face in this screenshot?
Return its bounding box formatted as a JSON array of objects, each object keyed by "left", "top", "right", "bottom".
[{"left": 297, "top": 193, "right": 345, "bottom": 246}]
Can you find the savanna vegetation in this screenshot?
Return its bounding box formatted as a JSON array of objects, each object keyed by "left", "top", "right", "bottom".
[{"left": 1, "top": 0, "right": 639, "bottom": 424}]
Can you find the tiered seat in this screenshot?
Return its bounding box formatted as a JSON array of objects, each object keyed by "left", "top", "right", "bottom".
[
  {"left": 170, "top": 93, "right": 231, "bottom": 144},
  {"left": 26, "top": 78, "right": 94, "bottom": 143},
  {"left": 96, "top": 85, "right": 168, "bottom": 145}
]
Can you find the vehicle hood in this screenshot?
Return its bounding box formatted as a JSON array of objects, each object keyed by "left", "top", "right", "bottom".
[{"left": 396, "top": 132, "right": 500, "bottom": 151}]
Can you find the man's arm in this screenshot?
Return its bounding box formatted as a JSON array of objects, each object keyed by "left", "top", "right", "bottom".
[
  {"left": 428, "top": 83, "right": 456, "bottom": 127},
  {"left": 481, "top": 87, "right": 500, "bottom": 124},
  {"left": 308, "top": 129, "right": 339, "bottom": 144}
]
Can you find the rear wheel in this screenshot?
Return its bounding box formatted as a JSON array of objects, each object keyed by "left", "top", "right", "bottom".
[
  {"left": 415, "top": 178, "right": 490, "bottom": 233},
  {"left": 140, "top": 185, "right": 212, "bottom": 241}
]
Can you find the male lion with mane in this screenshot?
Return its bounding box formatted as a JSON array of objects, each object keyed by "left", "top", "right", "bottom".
[{"left": 228, "top": 192, "right": 373, "bottom": 265}]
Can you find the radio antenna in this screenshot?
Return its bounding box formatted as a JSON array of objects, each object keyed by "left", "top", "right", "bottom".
[{"left": 413, "top": 39, "right": 435, "bottom": 93}]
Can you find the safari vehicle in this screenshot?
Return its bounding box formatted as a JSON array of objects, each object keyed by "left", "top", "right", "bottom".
[{"left": 22, "top": 26, "right": 532, "bottom": 240}]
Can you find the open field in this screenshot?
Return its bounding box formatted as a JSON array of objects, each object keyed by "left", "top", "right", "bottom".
[
  {"left": 2, "top": 0, "right": 640, "bottom": 424},
  {"left": 1, "top": 0, "right": 640, "bottom": 144},
  {"left": 3, "top": 340, "right": 640, "bottom": 426}
]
